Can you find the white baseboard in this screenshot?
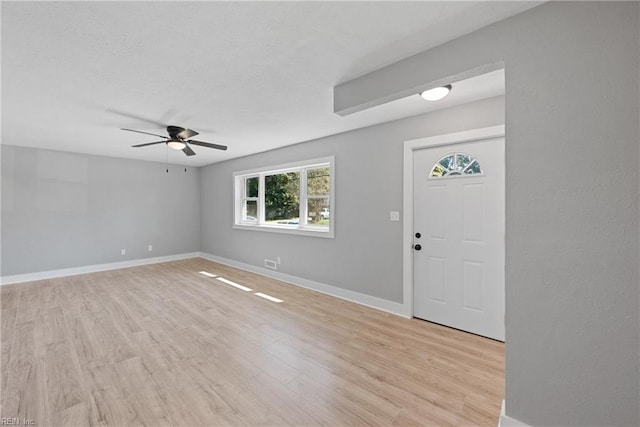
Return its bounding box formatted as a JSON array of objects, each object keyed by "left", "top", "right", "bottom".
[
  {"left": 498, "top": 400, "right": 531, "bottom": 427},
  {"left": 198, "top": 252, "right": 408, "bottom": 318},
  {"left": 0, "top": 252, "right": 200, "bottom": 285}
]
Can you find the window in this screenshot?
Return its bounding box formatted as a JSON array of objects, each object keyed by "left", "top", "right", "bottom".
[
  {"left": 306, "top": 166, "right": 331, "bottom": 226},
  {"left": 430, "top": 152, "right": 482, "bottom": 178},
  {"left": 241, "top": 176, "right": 259, "bottom": 222},
  {"left": 265, "top": 171, "right": 300, "bottom": 224},
  {"left": 234, "top": 157, "right": 334, "bottom": 237}
]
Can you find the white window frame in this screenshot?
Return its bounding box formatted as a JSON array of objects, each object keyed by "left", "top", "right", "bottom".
[
  {"left": 240, "top": 175, "right": 259, "bottom": 223},
  {"left": 233, "top": 156, "right": 335, "bottom": 238}
]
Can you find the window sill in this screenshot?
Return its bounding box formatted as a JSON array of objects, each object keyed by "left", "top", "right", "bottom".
[{"left": 233, "top": 223, "right": 334, "bottom": 239}]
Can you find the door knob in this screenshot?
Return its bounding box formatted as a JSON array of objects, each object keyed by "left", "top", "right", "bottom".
[
  {"left": 415, "top": 232, "right": 421, "bottom": 238},
  {"left": 414, "top": 244, "right": 422, "bottom": 251}
]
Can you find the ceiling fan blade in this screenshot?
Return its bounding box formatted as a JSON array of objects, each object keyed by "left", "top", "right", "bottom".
[
  {"left": 177, "top": 128, "right": 199, "bottom": 139},
  {"left": 182, "top": 144, "right": 196, "bottom": 156},
  {"left": 108, "top": 109, "right": 167, "bottom": 127},
  {"left": 131, "top": 140, "right": 166, "bottom": 148},
  {"left": 121, "top": 128, "right": 168, "bottom": 139},
  {"left": 187, "top": 139, "right": 228, "bottom": 151}
]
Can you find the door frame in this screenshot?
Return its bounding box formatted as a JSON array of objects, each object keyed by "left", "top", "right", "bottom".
[{"left": 401, "top": 125, "right": 505, "bottom": 318}]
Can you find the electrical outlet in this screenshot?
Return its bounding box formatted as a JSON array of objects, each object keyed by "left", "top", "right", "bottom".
[
  {"left": 148, "top": 245, "right": 153, "bottom": 252},
  {"left": 277, "top": 257, "right": 281, "bottom": 265},
  {"left": 264, "top": 259, "right": 277, "bottom": 270},
  {"left": 390, "top": 211, "right": 400, "bottom": 221},
  {"left": 121, "top": 248, "right": 126, "bottom": 256}
]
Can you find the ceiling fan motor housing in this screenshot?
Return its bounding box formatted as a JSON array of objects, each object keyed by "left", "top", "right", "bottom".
[{"left": 167, "top": 126, "right": 187, "bottom": 139}]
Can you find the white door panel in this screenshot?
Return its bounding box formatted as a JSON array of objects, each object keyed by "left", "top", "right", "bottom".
[{"left": 412, "top": 138, "right": 504, "bottom": 341}]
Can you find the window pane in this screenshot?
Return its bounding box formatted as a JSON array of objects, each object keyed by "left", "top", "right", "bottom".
[
  {"left": 244, "top": 200, "right": 257, "bottom": 221},
  {"left": 431, "top": 164, "right": 445, "bottom": 177},
  {"left": 439, "top": 155, "right": 455, "bottom": 170},
  {"left": 307, "top": 167, "right": 330, "bottom": 196},
  {"left": 464, "top": 160, "right": 482, "bottom": 174},
  {"left": 307, "top": 198, "right": 330, "bottom": 226},
  {"left": 245, "top": 176, "right": 259, "bottom": 197},
  {"left": 265, "top": 172, "right": 300, "bottom": 224},
  {"left": 456, "top": 154, "right": 472, "bottom": 171}
]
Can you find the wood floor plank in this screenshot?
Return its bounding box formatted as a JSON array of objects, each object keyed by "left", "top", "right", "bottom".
[
  {"left": 1, "top": 258, "right": 505, "bottom": 426},
  {"left": 2, "top": 320, "right": 50, "bottom": 424},
  {"left": 1, "top": 286, "right": 20, "bottom": 310},
  {"left": 43, "top": 339, "right": 85, "bottom": 413},
  {"left": 15, "top": 284, "right": 41, "bottom": 325},
  {"left": 101, "top": 295, "right": 145, "bottom": 335},
  {"left": 240, "top": 371, "right": 335, "bottom": 426},
  {"left": 66, "top": 314, "right": 103, "bottom": 364},
  {"left": 287, "top": 372, "right": 402, "bottom": 425},
  {"left": 175, "top": 384, "right": 249, "bottom": 426},
  {"left": 205, "top": 380, "right": 291, "bottom": 426},
  {"left": 79, "top": 357, "right": 127, "bottom": 402},
  {"left": 86, "top": 315, "right": 137, "bottom": 364},
  {"left": 41, "top": 307, "right": 66, "bottom": 345},
  {"left": 52, "top": 402, "right": 90, "bottom": 427},
  {"left": 1, "top": 307, "right": 17, "bottom": 388}
]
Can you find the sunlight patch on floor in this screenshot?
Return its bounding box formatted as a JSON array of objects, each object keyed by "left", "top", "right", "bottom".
[
  {"left": 198, "top": 271, "right": 217, "bottom": 278},
  {"left": 217, "top": 277, "right": 253, "bottom": 292},
  {"left": 254, "top": 292, "right": 283, "bottom": 303}
]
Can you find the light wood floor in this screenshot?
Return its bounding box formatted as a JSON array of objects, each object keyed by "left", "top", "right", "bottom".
[{"left": 1, "top": 258, "right": 504, "bottom": 426}]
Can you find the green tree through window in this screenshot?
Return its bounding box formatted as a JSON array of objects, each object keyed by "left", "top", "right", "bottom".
[
  {"left": 307, "top": 167, "right": 330, "bottom": 225},
  {"left": 265, "top": 172, "right": 300, "bottom": 222}
]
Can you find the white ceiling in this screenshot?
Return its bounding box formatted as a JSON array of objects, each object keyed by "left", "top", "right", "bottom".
[{"left": 2, "top": 1, "right": 539, "bottom": 167}]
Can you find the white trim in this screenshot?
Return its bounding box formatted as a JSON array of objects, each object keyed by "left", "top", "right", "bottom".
[
  {"left": 0, "top": 252, "right": 200, "bottom": 285},
  {"left": 233, "top": 223, "right": 334, "bottom": 239},
  {"left": 199, "top": 252, "right": 407, "bottom": 317},
  {"left": 498, "top": 400, "right": 531, "bottom": 427},
  {"left": 233, "top": 156, "right": 334, "bottom": 177},
  {"left": 402, "top": 125, "right": 505, "bottom": 317}
]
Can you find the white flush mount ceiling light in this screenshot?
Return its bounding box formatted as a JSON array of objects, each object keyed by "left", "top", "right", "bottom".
[
  {"left": 167, "top": 139, "right": 186, "bottom": 150},
  {"left": 420, "top": 84, "right": 452, "bottom": 101}
]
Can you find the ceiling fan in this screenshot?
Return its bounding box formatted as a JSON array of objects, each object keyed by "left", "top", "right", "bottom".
[{"left": 121, "top": 126, "right": 227, "bottom": 156}]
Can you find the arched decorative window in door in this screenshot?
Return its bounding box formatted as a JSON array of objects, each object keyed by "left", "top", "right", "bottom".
[{"left": 430, "top": 152, "right": 483, "bottom": 178}]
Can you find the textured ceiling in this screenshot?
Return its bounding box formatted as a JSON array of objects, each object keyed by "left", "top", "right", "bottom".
[{"left": 2, "top": 1, "right": 539, "bottom": 167}]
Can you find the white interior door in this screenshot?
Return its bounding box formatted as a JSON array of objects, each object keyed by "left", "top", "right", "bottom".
[{"left": 412, "top": 137, "right": 504, "bottom": 341}]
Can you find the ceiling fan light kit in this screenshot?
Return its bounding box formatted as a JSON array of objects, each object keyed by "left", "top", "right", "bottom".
[
  {"left": 122, "top": 125, "right": 228, "bottom": 157},
  {"left": 167, "top": 139, "right": 186, "bottom": 150}
]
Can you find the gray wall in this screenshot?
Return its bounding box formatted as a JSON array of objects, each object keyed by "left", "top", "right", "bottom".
[
  {"left": 335, "top": 2, "right": 640, "bottom": 426},
  {"left": 200, "top": 96, "right": 504, "bottom": 303},
  {"left": 1, "top": 145, "right": 200, "bottom": 276}
]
